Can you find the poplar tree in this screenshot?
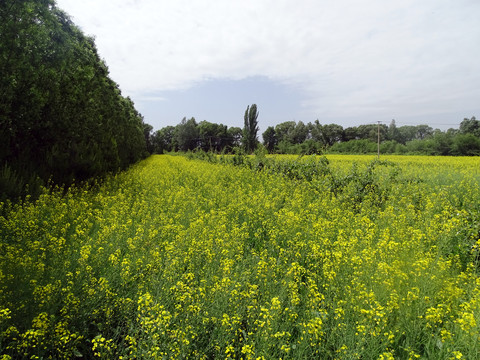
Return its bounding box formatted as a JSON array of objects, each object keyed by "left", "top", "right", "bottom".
[
  {"left": 243, "top": 104, "right": 259, "bottom": 153},
  {"left": 0, "top": 0, "right": 148, "bottom": 199}
]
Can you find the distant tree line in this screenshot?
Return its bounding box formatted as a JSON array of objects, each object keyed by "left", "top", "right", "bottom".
[
  {"left": 150, "top": 118, "right": 243, "bottom": 153},
  {"left": 262, "top": 117, "right": 480, "bottom": 156},
  {"left": 147, "top": 104, "right": 260, "bottom": 154},
  {"left": 150, "top": 116, "right": 480, "bottom": 156},
  {"left": 1, "top": 0, "right": 150, "bottom": 200}
]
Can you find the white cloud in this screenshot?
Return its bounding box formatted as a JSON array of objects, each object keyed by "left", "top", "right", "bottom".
[
  {"left": 135, "top": 95, "right": 167, "bottom": 102},
  {"left": 56, "top": 0, "right": 480, "bottom": 125}
]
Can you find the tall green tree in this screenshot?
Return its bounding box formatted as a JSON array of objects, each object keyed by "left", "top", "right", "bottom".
[
  {"left": 228, "top": 127, "right": 243, "bottom": 149},
  {"left": 152, "top": 126, "right": 176, "bottom": 153},
  {"left": 275, "top": 121, "right": 296, "bottom": 144},
  {"left": 262, "top": 126, "right": 277, "bottom": 152},
  {"left": 387, "top": 119, "right": 401, "bottom": 142},
  {"left": 459, "top": 116, "right": 480, "bottom": 137},
  {"left": 319, "top": 123, "right": 345, "bottom": 146},
  {"left": 291, "top": 121, "right": 310, "bottom": 144},
  {"left": 396, "top": 126, "right": 417, "bottom": 144},
  {"left": 197, "top": 121, "right": 231, "bottom": 152},
  {"left": 242, "top": 104, "right": 259, "bottom": 153},
  {"left": 175, "top": 117, "right": 199, "bottom": 151},
  {"left": 414, "top": 125, "right": 434, "bottom": 140},
  {"left": 143, "top": 123, "right": 154, "bottom": 154},
  {"left": 0, "top": 0, "right": 148, "bottom": 199},
  {"left": 451, "top": 134, "right": 480, "bottom": 156}
]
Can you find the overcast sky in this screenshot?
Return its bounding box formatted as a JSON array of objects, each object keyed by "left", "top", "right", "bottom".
[{"left": 55, "top": 0, "right": 480, "bottom": 132}]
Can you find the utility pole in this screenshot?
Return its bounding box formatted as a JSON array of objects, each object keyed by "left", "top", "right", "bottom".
[{"left": 377, "top": 121, "right": 381, "bottom": 159}]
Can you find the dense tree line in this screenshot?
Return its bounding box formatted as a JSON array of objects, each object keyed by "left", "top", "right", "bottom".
[
  {"left": 150, "top": 117, "right": 243, "bottom": 154},
  {"left": 148, "top": 104, "right": 260, "bottom": 154},
  {"left": 152, "top": 115, "right": 479, "bottom": 156},
  {"left": 266, "top": 117, "right": 480, "bottom": 156},
  {"left": 260, "top": 117, "right": 480, "bottom": 156},
  {"left": 261, "top": 120, "right": 440, "bottom": 154},
  {"left": 1, "top": 0, "right": 149, "bottom": 200}
]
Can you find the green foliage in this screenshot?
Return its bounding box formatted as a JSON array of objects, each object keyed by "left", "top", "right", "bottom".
[
  {"left": 152, "top": 125, "right": 176, "bottom": 153},
  {"left": 186, "top": 151, "right": 409, "bottom": 213},
  {"left": 327, "top": 159, "right": 405, "bottom": 212},
  {"left": 451, "top": 134, "right": 480, "bottom": 156},
  {"left": 380, "top": 140, "right": 407, "bottom": 154},
  {"left": 228, "top": 126, "right": 243, "bottom": 149},
  {"left": 0, "top": 0, "right": 148, "bottom": 200},
  {"left": 262, "top": 126, "right": 277, "bottom": 152},
  {"left": 281, "top": 139, "right": 323, "bottom": 155},
  {"left": 154, "top": 120, "right": 242, "bottom": 154},
  {"left": 243, "top": 104, "right": 259, "bottom": 153},
  {"left": 174, "top": 117, "right": 199, "bottom": 151},
  {"left": 274, "top": 121, "right": 297, "bottom": 144},
  {"left": 344, "top": 124, "right": 387, "bottom": 142},
  {"left": 231, "top": 146, "right": 248, "bottom": 166},
  {"left": 428, "top": 131, "right": 454, "bottom": 156},
  {"left": 459, "top": 116, "right": 480, "bottom": 137},
  {"left": 404, "top": 139, "right": 436, "bottom": 155},
  {"left": 0, "top": 164, "right": 43, "bottom": 202},
  {"left": 143, "top": 123, "right": 154, "bottom": 154},
  {"left": 197, "top": 120, "right": 235, "bottom": 152},
  {"left": 311, "top": 121, "right": 344, "bottom": 146},
  {"left": 160, "top": 117, "right": 477, "bottom": 157},
  {"left": 330, "top": 139, "right": 378, "bottom": 154}
]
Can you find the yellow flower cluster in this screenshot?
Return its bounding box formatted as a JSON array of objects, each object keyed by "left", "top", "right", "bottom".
[{"left": 0, "top": 154, "right": 479, "bottom": 359}]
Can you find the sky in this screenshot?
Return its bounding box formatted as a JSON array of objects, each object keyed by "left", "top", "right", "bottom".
[{"left": 55, "top": 0, "right": 480, "bottom": 133}]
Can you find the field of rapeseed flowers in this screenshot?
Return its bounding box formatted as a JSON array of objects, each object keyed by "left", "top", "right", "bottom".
[{"left": 1, "top": 154, "right": 479, "bottom": 359}]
